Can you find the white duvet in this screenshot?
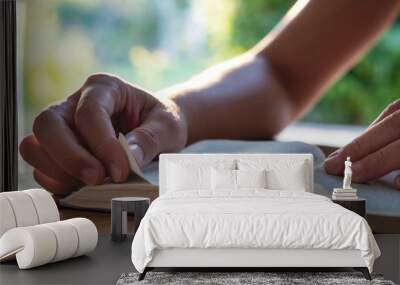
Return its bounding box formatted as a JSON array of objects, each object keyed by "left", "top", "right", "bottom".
[{"left": 131, "top": 190, "right": 380, "bottom": 273}]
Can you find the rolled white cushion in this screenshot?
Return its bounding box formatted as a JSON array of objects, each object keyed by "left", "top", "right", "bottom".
[
  {"left": 24, "top": 189, "right": 59, "bottom": 224},
  {"left": 0, "top": 196, "right": 17, "bottom": 237},
  {"left": 65, "top": 218, "right": 98, "bottom": 257},
  {"left": 1, "top": 192, "right": 39, "bottom": 227},
  {"left": 0, "top": 226, "right": 57, "bottom": 269},
  {"left": 43, "top": 221, "right": 79, "bottom": 262},
  {"left": 0, "top": 189, "right": 59, "bottom": 238},
  {"left": 0, "top": 218, "right": 98, "bottom": 269}
]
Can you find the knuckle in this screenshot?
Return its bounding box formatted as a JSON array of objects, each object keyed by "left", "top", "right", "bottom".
[
  {"left": 386, "top": 110, "right": 400, "bottom": 129},
  {"left": 33, "top": 108, "right": 58, "bottom": 137},
  {"left": 373, "top": 149, "right": 386, "bottom": 168},
  {"left": 82, "top": 73, "right": 123, "bottom": 103},
  {"left": 387, "top": 99, "right": 400, "bottom": 113},
  {"left": 345, "top": 138, "right": 363, "bottom": 159},
  {"left": 74, "top": 100, "right": 100, "bottom": 124},
  {"left": 84, "top": 73, "right": 121, "bottom": 89},
  {"left": 19, "top": 135, "right": 35, "bottom": 160},
  {"left": 85, "top": 73, "right": 111, "bottom": 84}
]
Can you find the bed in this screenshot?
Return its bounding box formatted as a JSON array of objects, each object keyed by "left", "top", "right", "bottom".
[{"left": 131, "top": 154, "right": 380, "bottom": 280}]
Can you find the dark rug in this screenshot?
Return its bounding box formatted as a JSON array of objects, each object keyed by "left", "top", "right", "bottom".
[{"left": 117, "top": 272, "right": 395, "bottom": 285}]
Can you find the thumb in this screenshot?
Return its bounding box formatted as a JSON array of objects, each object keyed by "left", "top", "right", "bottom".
[
  {"left": 118, "top": 133, "right": 146, "bottom": 178},
  {"left": 123, "top": 120, "right": 164, "bottom": 168},
  {"left": 121, "top": 109, "right": 186, "bottom": 168}
]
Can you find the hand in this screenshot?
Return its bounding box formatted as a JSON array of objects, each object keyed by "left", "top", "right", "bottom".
[
  {"left": 20, "top": 73, "right": 187, "bottom": 195},
  {"left": 324, "top": 99, "right": 400, "bottom": 189}
]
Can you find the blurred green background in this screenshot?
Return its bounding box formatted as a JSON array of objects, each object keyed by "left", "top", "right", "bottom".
[{"left": 18, "top": 0, "right": 400, "bottom": 128}]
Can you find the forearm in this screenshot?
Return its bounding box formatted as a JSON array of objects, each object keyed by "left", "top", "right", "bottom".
[
  {"left": 159, "top": 0, "right": 400, "bottom": 146},
  {"left": 165, "top": 53, "right": 294, "bottom": 144}
]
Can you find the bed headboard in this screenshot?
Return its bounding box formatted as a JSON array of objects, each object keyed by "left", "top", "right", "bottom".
[{"left": 159, "top": 153, "right": 313, "bottom": 195}]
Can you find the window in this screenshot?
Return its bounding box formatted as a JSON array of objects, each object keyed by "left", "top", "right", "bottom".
[{"left": 17, "top": 0, "right": 400, "bottom": 188}]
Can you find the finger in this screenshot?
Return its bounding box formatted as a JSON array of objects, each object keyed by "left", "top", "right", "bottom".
[
  {"left": 33, "top": 169, "right": 74, "bottom": 196},
  {"left": 369, "top": 99, "right": 400, "bottom": 127},
  {"left": 351, "top": 139, "right": 400, "bottom": 183},
  {"left": 378, "top": 170, "right": 400, "bottom": 190},
  {"left": 326, "top": 149, "right": 339, "bottom": 158},
  {"left": 33, "top": 95, "right": 106, "bottom": 186},
  {"left": 325, "top": 109, "right": 400, "bottom": 175},
  {"left": 74, "top": 80, "right": 144, "bottom": 182},
  {"left": 124, "top": 124, "right": 157, "bottom": 167},
  {"left": 124, "top": 109, "right": 185, "bottom": 167},
  {"left": 118, "top": 133, "right": 145, "bottom": 177},
  {"left": 19, "top": 135, "right": 81, "bottom": 187}
]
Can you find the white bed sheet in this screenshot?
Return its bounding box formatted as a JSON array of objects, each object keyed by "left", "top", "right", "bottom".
[{"left": 131, "top": 190, "right": 380, "bottom": 273}]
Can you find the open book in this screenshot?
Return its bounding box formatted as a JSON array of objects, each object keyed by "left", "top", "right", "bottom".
[{"left": 60, "top": 138, "right": 400, "bottom": 219}]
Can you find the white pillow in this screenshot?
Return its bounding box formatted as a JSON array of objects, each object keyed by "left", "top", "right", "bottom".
[
  {"left": 238, "top": 159, "right": 307, "bottom": 191},
  {"left": 211, "top": 169, "right": 236, "bottom": 190},
  {"left": 268, "top": 164, "right": 306, "bottom": 191},
  {"left": 236, "top": 169, "right": 267, "bottom": 188},
  {"left": 167, "top": 160, "right": 236, "bottom": 192},
  {"left": 211, "top": 169, "right": 268, "bottom": 190},
  {"left": 167, "top": 163, "right": 210, "bottom": 191}
]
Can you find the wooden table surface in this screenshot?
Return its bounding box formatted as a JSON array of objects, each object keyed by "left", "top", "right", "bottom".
[{"left": 60, "top": 208, "right": 112, "bottom": 234}]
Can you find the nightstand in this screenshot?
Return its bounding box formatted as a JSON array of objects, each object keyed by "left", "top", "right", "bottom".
[
  {"left": 332, "top": 198, "right": 366, "bottom": 218},
  {"left": 111, "top": 197, "right": 150, "bottom": 242}
]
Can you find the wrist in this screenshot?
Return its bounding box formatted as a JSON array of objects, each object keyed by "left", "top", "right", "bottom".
[
  {"left": 150, "top": 91, "right": 189, "bottom": 152},
  {"left": 172, "top": 90, "right": 205, "bottom": 145},
  {"left": 157, "top": 84, "right": 197, "bottom": 145}
]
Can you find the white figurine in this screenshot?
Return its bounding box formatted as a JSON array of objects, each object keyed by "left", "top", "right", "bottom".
[
  {"left": 343, "top": 157, "right": 352, "bottom": 189},
  {"left": 332, "top": 157, "right": 357, "bottom": 200}
]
